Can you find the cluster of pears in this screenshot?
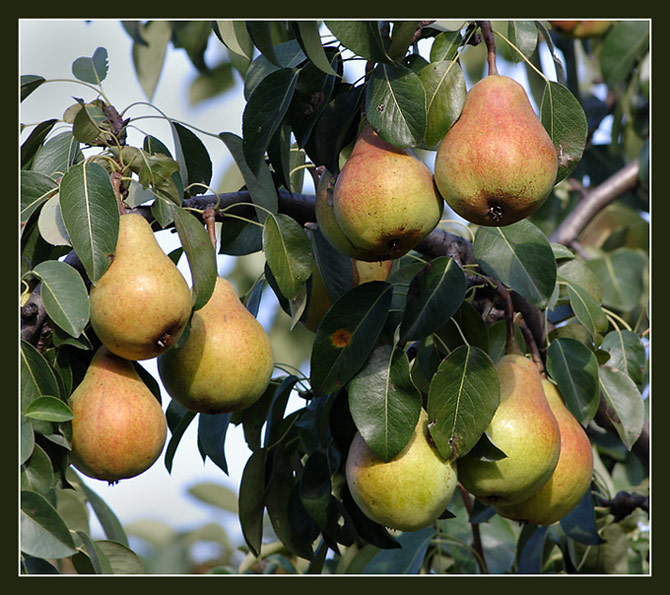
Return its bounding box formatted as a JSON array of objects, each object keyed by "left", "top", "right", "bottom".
[
  {"left": 344, "top": 352, "right": 593, "bottom": 532},
  {"left": 69, "top": 212, "right": 274, "bottom": 483}
]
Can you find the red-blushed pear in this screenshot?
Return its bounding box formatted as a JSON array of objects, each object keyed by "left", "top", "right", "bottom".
[
  {"left": 549, "top": 20, "right": 613, "bottom": 38},
  {"left": 494, "top": 379, "right": 594, "bottom": 525},
  {"left": 434, "top": 75, "right": 558, "bottom": 227},
  {"left": 457, "top": 354, "right": 561, "bottom": 506},
  {"left": 329, "top": 125, "right": 444, "bottom": 262},
  {"left": 345, "top": 409, "right": 458, "bottom": 532},
  {"left": 89, "top": 213, "right": 192, "bottom": 361},
  {"left": 157, "top": 277, "right": 274, "bottom": 414},
  {"left": 69, "top": 347, "right": 167, "bottom": 483}
]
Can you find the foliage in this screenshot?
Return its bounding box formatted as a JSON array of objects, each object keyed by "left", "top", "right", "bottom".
[{"left": 20, "top": 19, "right": 649, "bottom": 575}]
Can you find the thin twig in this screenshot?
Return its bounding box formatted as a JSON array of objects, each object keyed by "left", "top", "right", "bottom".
[
  {"left": 476, "top": 21, "right": 498, "bottom": 76},
  {"left": 458, "top": 484, "right": 489, "bottom": 574}
]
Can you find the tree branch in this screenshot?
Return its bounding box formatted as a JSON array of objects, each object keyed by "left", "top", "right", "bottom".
[{"left": 549, "top": 159, "right": 640, "bottom": 246}]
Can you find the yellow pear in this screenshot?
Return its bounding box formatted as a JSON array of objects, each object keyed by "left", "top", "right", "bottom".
[
  {"left": 89, "top": 213, "right": 192, "bottom": 361},
  {"left": 434, "top": 75, "right": 558, "bottom": 227},
  {"left": 69, "top": 346, "right": 167, "bottom": 483},
  {"left": 329, "top": 125, "right": 444, "bottom": 262},
  {"left": 549, "top": 20, "right": 613, "bottom": 38},
  {"left": 494, "top": 379, "right": 593, "bottom": 525},
  {"left": 157, "top": 276, "right": 274, "bottom": 414},
  {"left": 345, "top": 409, "right": 458, "bottom": 531},
  {"left": 457, "top": 354, "right": 561, "bottom": 506}
]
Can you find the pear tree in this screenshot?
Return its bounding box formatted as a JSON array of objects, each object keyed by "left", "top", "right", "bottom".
[{"left": 20, "top": 19, "right": 650, "bottom": 575}]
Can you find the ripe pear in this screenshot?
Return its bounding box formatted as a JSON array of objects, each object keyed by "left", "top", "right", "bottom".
[
  {"left": 549, "top": 20, "right": 613, "bottom": 38},
  {"left": 434, "top": 75, "right": 558, "bottom": 227},
  {"left": 494, "top": 379, "right": 593, "bottom": 525},
  {"left": 303, "top": 257, "right": 392, "bottom": 333},
  {"left": 328, "top": 125, "right": 444, "bottom": 262},
  {"left": 157, "top": 276, "right": 274, "bottom": 414},
  {"left": 458, "top": 354, "right": 561, "bottom": 506},
  {"left": 345, "top": 409, "right": 458, "bottom": 531},
  {"left": 69, "top": 346, "right": 167, "bottom": 483},
  {"left": 89, "top": 213, "right": 192, "bottom": 361}
]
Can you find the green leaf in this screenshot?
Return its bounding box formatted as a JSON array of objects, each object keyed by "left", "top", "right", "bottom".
[
  {"left": 541, "top": 81, "right": 588, "bottom": 182},
  {"left": 59, "top": 161, "right": 120, "bottom": 284},
  {"left": 187, "top": 481, "right": 239, "bottom": 513},
  {"left": 238, "top": 448, "right": 267, "bottom": 557},
  {"left": 427, "top": 345, "right": 500, "bottom": 460},
  {"left": 325, "top": 21, "right": 393, "bottom": 64},
  {"left": 218, "top": 131, "right": 278, "bottom": 222},
  {"left": 77, "top": 479, "right": 129, "bottom": 547},
  {"left": 20, "top": 339, "right": 61, "bottom": 410},
  {"left": 246, "top": 21, "right": 285, "bottom": 67},
  {"left": 598, "top": 365, "right": 645, "bottom": 450},
  {"left": 21, "top": 74, "right": 46, "bottom": 101},
  {"left": 387, "top": 21, "right": 421, "bottom": 60},
  {"left": 310, "top": 281, "right": 393, "bottom": 396},
  {"left": 171, "top": 121, "right": 212, "bottom": 197},
  {"left": 557, "top": 257, "right": 603, "bottom": 303},
  {"left": 21, "top": 443, "right": 55, "bottom": 494},
  {"left": 242, "top": 68, "right": 300, "bottom": 175},
  {"left": 560, "top": 275, "right": 609, "bottom": 340},
  {"left": 24, "top": 396, "right": 74, "bottom": 422},
  {"left": 473, "top": 220, "right": 557, "bottom": 309},
  {"left": 243, "top": 39, "right": 306, "bottom": 99},
  {"left": 599, "top": 21, "right": 649, "bottom": 87},
  {"left": 164, "top": 400, "right": 197, "bottom": 474},
  {"left": 37, "top": 193, "right": 70, "bottom": 247},
  {"left": 31, "top": 131, "right": 84, "bottom": 177},
  {"left": 197, "top": 412, "right": 233, "bottom": 474},
  {"left": 262, "top": 213, "right": 313, "bottom": 300},
  {"left": 600, "top": 330, "right": 646, "bottom": 386},
  {"left": 534, "top": 21, "right": 566, "bottom": 86},
  {"left": 294, "top": 21, "right": 338, "bottom": 76},
  {"left": 131, "top": 20, "right": 172, "bottom": 100},
  {"left": 20, "top": 415, "right": 35, "bottom": 465},
  {"left": 21, "top": 170, "right": 58, "bottom": 223},
  {"left": 348, "top": 345, "right": 422, "bottom": 462},
  {"left": 419, "top": 60, "right": 466, "bottom": 148},
  {"left": 399, "top": 256, "right": 466, "bottom": 343},
  {"left": 586, "top": 248, "right": 648, "bottom": 312},
  {"left": 363, "top": 526, "right": 436, "bottom": 574},
  {"left": 21, "top": 118, "right": 57, "bottom": 168},
  {"left": 20, "top": 490, "right": 77, "bottom": 559},
  {"left": 546, "top": 338, "right": 600, "bottom": 425},
  {"left": 506, "top": 21, "right": 538, "bottom": 62},
  {"left": 170, "top": 205, "right": 217, "bottom": 310},
  {"left": 365, "top": 63, "right": 427, "bottom": 148},
  {"left": 94, "top": 540, "right": 145, "bottom": 574},
  {"left": 430, "top": 30, "right": 462, "bottom": 62},
  {"left": 30, "top": 260, "right": 90, "bottom": 337},
  {"left": 213, "top": 20, "right": 254, "bottom": 60},
  {"left": 71, "top": 47, "right": 109, "bottom": 84}
]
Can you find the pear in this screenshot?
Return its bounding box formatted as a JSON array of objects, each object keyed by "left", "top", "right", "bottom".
[
  {"left": 494, "top": 379, "right": 593, "bottom": 525},
  {"left": 434, "top": 75, "right": 558, "bottom": 227},
  {"left": 157, "top": 276, "right": 274, "bottom": 414},
  {"left": 303, "top": 257, "right": 392, "bottom": 333},
  {"left": 458, "top": 354, "right": 561, "bottom": 506},
  {"left": 89, "top": 213, "right": 192, "bottom": 361},
  {"left": 549, "top": 20, "right": 613, "bottom": 38},
  {"left": 69, "top": 347, "right": 167, "bottom": 483},
  {"left": 328, "top": 125, "right": 444, "bottom": 262},
  {"left": 345, "top": 409, "right": 458, "bottom": 531}
]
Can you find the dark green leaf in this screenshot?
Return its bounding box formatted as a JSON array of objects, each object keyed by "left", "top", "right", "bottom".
[
  {"left": 363, "top": 526, "right": 436, "bottom": 574},
  {"left": 365, "top": 63, "right": 427, "bottom": 148},
  {"left": 20, "top": 415, "right": 35, "bottom": 465},
  {"left": 516, "top": 524, "right": 548, "bottom": 573},
  {"left": 599, "top": 21, "right": 649, "bottom": 87},
  {"left": 238, "top": 449, "right": 267, "bottom": 557},
  {"left": 310, "top": 281, "right": 393, "bottom": 396},
  {"left": 541, "top": 81, "right": 588, "bottom": 182},
  {"left": 264, "top": 376, "right": 300, "bottom": 450},
  {"left": 242, "top": 68, "right": 300, "bottom": 175},
  {"left": 294, "top": 21, "right": 338, "bottom": 76},
  {"left": 213, "top": 20, "right": 254, "bottom": 61},
  {"left": 387, "top": 21, "right": 421, "bottom": 60},
  {"left": 534, "top": 21, "right": 566, "bottom": 86},
  {"left": 31, "top": 260, "right": 90, "bottom": 337},
  {"left": 473, "top": 220, "right": 557, "bottom": 309},
  {"left": 20, "top": 170, "right": 58, "bottom": 224},
  {"left": 197, "top": 413, "right": 232, "bottom": 474},
  {"left": 164, "top": 400, "right": 197, "bottom": 474},
  {"left": 31, "top": 131, "right": 84, "bottom": 177},
  {"left": 171, "top": 121, "right": 212, "bottom": 196},
  {"left": 399, "top": 256, "right": 466, "bottom": 343},
  {"left": 243, "top": 39, "right": 305, "bottom": 99},
  {"left": 348, "top": 345, "right": 422, "bottom": 461},
  {"left": 21, "top": 74, "right": 46, "bottom": 101},
  {"left": 557, "top": 257, "right": 603, "bottom": 303},
  {"left": 262, "top": 213, "right": 313, "bottom": 300},
  {"left": 21, "top": 444, "right": 55, "bottom": 494},
  {"left": 419, "top": 60, "right": 466, "bottom": 148},
  {"left": 24, "top": 396, "right": 74, "bottom": 422},
  {"left": 311, "top": 227, "right": 354, "bottom": 302},
  {"left": 598, "top": 365, "right": 645, "bottom": 450},
  {"left": 325, "top": 21, "right": 393, "bottom": 64},
  {"left": 429, "top": 31, "right": 462, "bottom": 62},
  {"left": 21, "top": 118, "right": 57, "bottom": 168},
  {"left": 170, "top": 205, "right": 217, "bottom": 310},
  {"left": 246, "top": 21, "right": 284, "bottom": 67},
  {"left": 427, "top": 345, "right": 500, "bottom": 460},
  {"left": 600, "top": 330, "right": 646, "bottom": 386},
  {"left": 71, "top": 47, "right": 109, "bottom": 84},
  {"left": 20, "top": 490, "right": 77, "bottom": 559},
  {"left": 559, "top": 490, "right": 604, "bottom": 545},
  {"left": 546, "top": 338, "right": 600, "bottom": 425},
  {"left": 59, "top": 161, "right": 119, "bottom": 284},
  {"left": 71, "top": 102, "right": 107, "bottom": 145}
]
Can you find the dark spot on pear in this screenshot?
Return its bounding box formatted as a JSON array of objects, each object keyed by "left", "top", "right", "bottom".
[{"left": 487, "top": 203, "right": 504, "bottom": 222}]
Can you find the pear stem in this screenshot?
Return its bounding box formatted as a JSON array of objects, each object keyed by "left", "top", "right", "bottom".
[
  {"left": 493, "top": 279, "right": 519, "bottom": 355},
  {"left": 457, "top": 484, "right": 489, "bottom": 574},
  {"left": 203, "top": 205, "right": 218, "bottom": 250},
  {"left": 476, "top": 21, "right": 499, "bottom": 76},
  {"left": 518, "top": 314, "right": 545, "bottom": 373},
  {"left": 110, "top": 172, "right": 127, "bottom": 215}
]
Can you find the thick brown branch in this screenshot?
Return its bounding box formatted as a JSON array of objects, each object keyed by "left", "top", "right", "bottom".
[{"left": 549, "top": 159, "right": 640, "bottom": 246}]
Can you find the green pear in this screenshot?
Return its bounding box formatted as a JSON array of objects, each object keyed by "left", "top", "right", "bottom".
[
  {"left": 69, "top": 346, "right": 167, "bottom": 483},
  {"left": 345, "top": 409, "right": 458, "bottom": 531},
  {"left": 329, "top": 125, "right": 444, "bottom": 262},
  {"left": 494, "top": 379, "right": 593, "bottom": 525},
  {"left": 434, "top": 75, "right": 558, "bottom": 227},
  {"left": 157, "top": 276, "right": 274, "bottom": 414},
  {"left": 89, "top": 213, "right": 192, "bottom": 361},
  {"left": 458, "top": 354, "right": 561, "bottom": 506},
  {"left": 303, "top": 257, "right": 392, "bottom": 333}
]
